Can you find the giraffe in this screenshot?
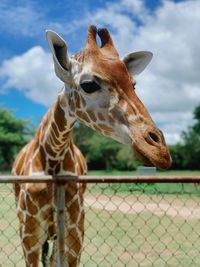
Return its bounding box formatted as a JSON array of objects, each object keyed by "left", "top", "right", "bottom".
[{"left": 12, "top": 25, "right": 172, "bottom": 267}]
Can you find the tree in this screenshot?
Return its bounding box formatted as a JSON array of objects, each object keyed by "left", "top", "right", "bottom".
[
  {"left": 170, "top": 105, "right": 200, "bottom": 170},
  {"left": 72, "top": 123, "right": 94, "bottom": 155},
  {"left": 169, "top": 144, "right": 185, "bottom": 169},
  {"left": 86, "top": 133, "right": 121, "bottom": 169},
  {"left": 115, "top": 146, "right": 138, "bottom": 170},
  {"left": 0, "top": 108, "right": 33, "bottom": 171},
  {"left": 72, "top": 123, "right": 138, "bottom": 170}
]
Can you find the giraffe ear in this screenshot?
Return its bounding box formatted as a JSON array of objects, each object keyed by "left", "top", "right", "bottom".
[
  {"left": 46, "top": 30, "right": 70, "bottom": 83},
  {"left": 123, "top": 51, "right": 153, "bottom": 75}
]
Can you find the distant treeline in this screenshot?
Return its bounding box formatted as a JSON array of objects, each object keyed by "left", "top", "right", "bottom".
[
  {"left": 0, "top": 105, "right": 200, "bottom": 171},
  {"left": 169, "top": 105, "right": 200, "bottom": 170}
]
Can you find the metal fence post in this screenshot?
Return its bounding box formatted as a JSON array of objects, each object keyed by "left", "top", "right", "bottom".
[{"left": 55, "top": 183, "right": 65, "bottom": 267}]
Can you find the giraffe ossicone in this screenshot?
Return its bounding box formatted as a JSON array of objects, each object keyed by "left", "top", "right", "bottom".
[{"left": 12, "top": 25, "right": 172, "bottom": 267}]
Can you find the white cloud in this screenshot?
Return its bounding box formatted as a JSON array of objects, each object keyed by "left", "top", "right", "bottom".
[
  {"left": 0, "top": 46, "right": 61, "bottom": 106},
  {"left": 0, "top": 0, "right": 200, "bottom": 144}
]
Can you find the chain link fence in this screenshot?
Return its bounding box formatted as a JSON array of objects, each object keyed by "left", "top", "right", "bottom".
[{"left": 0, "top": 176, "right": 200, "bottom": 266}]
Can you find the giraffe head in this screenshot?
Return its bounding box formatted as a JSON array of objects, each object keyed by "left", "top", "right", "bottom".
[{"left": 46, "top": 25, "right": 172, "bottom": 169}]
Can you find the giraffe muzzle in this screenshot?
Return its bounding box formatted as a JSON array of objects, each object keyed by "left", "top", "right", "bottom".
[{"left": 132, "top": 128, "right": 172, "bottom": 170}]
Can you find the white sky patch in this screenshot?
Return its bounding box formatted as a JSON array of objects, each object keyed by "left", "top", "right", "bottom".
[
  {"left": 0, "top": 0, "right": 200, "bottom": 144},
  {"left": 0, "top": 46, "right": 61, "bottom": 106}
]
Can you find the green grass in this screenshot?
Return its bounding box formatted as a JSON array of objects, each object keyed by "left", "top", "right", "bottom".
[
  {"left": 88, "top": 169, "right": 200, "bottom": 176},
  {"left": 87, "top": 170, "right": 200, "bottom": 196},
  {"left": 1, "top": 169, "right": 200, "bottom": 176}
]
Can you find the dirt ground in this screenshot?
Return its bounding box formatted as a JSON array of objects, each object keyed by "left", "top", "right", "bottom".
[{"left": 85, "top": 194, "right": 200, "bottom": 219}]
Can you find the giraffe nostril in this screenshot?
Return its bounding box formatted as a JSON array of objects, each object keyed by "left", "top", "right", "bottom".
[
  {"left": 145, "top": 131, "right": 160, "bottom": 145},
  {"left": 149, "top": 132, "right": 159, "bottom": 143}
]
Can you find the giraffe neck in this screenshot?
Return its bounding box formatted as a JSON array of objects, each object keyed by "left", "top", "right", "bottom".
[{"left": 33, "top": 90, "right": 76, "bottom": 175}]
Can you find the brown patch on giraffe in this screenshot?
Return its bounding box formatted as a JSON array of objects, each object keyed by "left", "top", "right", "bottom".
[
  {"left": 50, "top": 129, "right": 61, "bottom": 146},
  {"left": 48, "top": 224, "right": 56, "bottom": 239},
  {"left": 48, "top": 159, "right": 59, "bottom": 168},
  {"left": 51, "top": 128, "right": 62, "bottom": 146},
  {"left": 108, "top": 115, "right": 115, "bottom": 126},
  {"left": 65, "top": 183, "right": 79, "bottom": 203},
  {"left": 25, "top": 140, "right": 38, "bottom": 163},
  {"left": 57, "top": 147, "right": 67, "bottom": 158},
  {"left": 23, "top": 165, "right": 31, "bottom": 176},
  {"left": 80, "top": 183, "right": 87, "bottom": 195},
  {"left": 26, "top": 183, "right": 51, "bottom": 207},
  {"left": 32, "top": 145, "right": 46, "bottom": 172},
  {"left": 54, "top": 101, "right": 66, "bottom": 132},
  {"left": 62, "top": 131, "right": 71, "bottom": 140},
  {"left": 26, "top": 194, "right": 38, "bottom": 215},
  {"left": 93, "top": 124, "right": 102, "bottom": 132},
  {"left": 13, "top": 144, "right": 27, "bottom": 175},
  {"left": 44, "top": 142, "right": 57, "bottom": 158},
  {"left": 73, "top": 144, "right": 87, "bottom": 176},
  {"left": 25, "top": 214, "right": 40, "bottom": 232},
  {"left": 76, "top": 111, "right": 90, "bottom": 123},
  {"left": 97, "top": 112, "right": 105, "bottom": 121},
  {"left": 76, "top": 153, "right": 86, "bottom": 175},
  {"left": 52, "top": 121, "right": 59, "bottom": 137},
  {"left": 23, "top": 234, "right": 38, "bottom": 250},
  {"left": 27, "top": 250, "right": 40, "bottom": 265},
  {"left": 14, "top": 183, "right": 21, "bottom": 199},
  {"left": 72, "top": 90, "right": 79, "bottom": 102},
  {"left": 42, "top": 206, "right": 52, "bottom": 221},
  {"left": 76, "top": 94, "right": 81, "bottom": 109},
  {"left": 98, "top": 123, "right": 113, "bottom": 133},
  {"left": 65, "top": 253, "right": 78, "bottom": 267},
  {"left": 55, "top": 163, "right": 61, "bottom": 174},
  {"left": 109, "top": 107, "right": 127, "bottom": 125},
  {"left": 62, "top": 151, "right": 76, "bottom": 173},
  {"left": 86, "top": 108, "right": 97, "bottom": 122},
  {"left": 67, "top": 228, "right": 82, "bottom": 253}
]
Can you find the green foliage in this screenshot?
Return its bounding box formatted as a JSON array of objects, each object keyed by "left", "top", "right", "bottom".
[
  {"left": 169, "top": 144, "right": 185, "bottom": 169},
  {"left": 170, "top": 105, "right": 200, "bottom": 170},
  {"left": 72, "top": 123, "right": 94, "bottom": 154},
  {"left": 73, "top": 123, "right": 138, "bottom": 170},
  {"left": 0, "top": 108, "right": 33, "bottom": 170},
  {"left": 114, "top": 146, "right": 137, "bottom": 170}
]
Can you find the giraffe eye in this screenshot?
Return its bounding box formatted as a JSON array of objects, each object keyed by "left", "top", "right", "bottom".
[{"left": 80, "top": 81, "right": 101, "bottom": 94}]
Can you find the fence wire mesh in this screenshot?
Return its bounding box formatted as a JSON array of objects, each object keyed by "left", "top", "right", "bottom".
[{"left": 0, "top": 180, "right": 200, "bottom": 266}]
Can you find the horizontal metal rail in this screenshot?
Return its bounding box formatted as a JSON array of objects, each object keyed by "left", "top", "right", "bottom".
[{"left": 0, "top": 175, "right": 200, "bottom": 183}]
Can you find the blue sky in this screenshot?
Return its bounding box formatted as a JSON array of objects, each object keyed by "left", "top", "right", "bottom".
[{"left": 0, "top": 0, "right": 200, "bottom": 144}]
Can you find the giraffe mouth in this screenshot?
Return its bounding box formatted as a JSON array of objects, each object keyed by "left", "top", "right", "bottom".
[
  {"left": 133, "top": 146, "right": 154, "bottom": 167},
  {"left": 133, "top": 144, "right": 172, "bottom": 170}
]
